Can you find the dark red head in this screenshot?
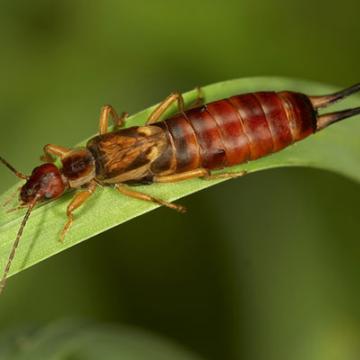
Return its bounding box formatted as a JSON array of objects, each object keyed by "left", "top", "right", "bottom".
[
  {"left": 20, "top": 163, "right": 67, "bottom": 204},
  {"left": 0, "top": 150, "right": 95, "bottom": 295}
]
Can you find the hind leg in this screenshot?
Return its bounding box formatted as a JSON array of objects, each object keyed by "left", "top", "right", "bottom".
[
  {"left": 146, "top": 87, "right": 204, "bottom": 125},
  {"left": 41, "top": 144, "right": 70, "bottom": 162}
]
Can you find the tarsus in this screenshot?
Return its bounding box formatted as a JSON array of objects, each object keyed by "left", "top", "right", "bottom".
[{"left": 317, "top": 107, "right": 360, "bottom": 130}]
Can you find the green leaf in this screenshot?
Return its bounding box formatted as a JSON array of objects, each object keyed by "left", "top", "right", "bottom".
[
  {"left": 0, "top": 77, "right": 360, "bottom": 279},
  {"left": 0, "top": 320, "right": 203, "bottom": 360}
]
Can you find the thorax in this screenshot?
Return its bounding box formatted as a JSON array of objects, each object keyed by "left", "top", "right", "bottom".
[{"left": 86, "top": 125, "right": 173, "bottom": 184}]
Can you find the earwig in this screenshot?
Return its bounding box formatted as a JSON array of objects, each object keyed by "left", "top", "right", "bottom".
[{"left": 1, "top": 83, "right": 360, "bottom": 294}]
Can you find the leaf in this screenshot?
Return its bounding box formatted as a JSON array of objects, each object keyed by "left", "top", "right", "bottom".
[
  {"left": 0, "top": 77, "right": 360, "bottom": 279},
  {"left": 0, "top": 320, "right": 203, "bottom": 360}
]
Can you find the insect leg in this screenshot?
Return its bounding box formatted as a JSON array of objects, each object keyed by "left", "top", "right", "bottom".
[
  {"left": 146, "top": 87, "right": 204, "bottom": 125},
  {"left": 60, "top": 181, "right": 97, "bottom": 242},
  {"left": 154, "top": 168, "right": 246, "bottom": 182},
  {"left": 147, "top": 92, "right": 185, "bottom": 125},
  {"left": 153, "top": 168, "right": 209, "bottom": 182},
  {"left": 115, "top": 184, "right": 186, "bottom": 213},
  {"left": 41, "top": 144, "right": 71, "bottom": 162},
  {"left": 202, "top": 170, "right": 247, "bottom": 180},
  {"left": 99, "top": 105, "right": 128, "bottom": 135}
]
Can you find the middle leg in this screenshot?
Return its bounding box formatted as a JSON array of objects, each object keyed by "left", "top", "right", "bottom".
[
  {"left": 99, "top": 105, "right": 128, "bottom": 135},
  {"left": 115, "top": 184, "right": 186, "bottom": 213},
  {"left": 154, "top": 168, "right": 247, "bottom": 183}
]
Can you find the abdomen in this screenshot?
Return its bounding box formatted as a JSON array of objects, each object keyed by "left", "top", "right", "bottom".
[{"left": 156, "top": 91, "right": 317, "bottom": 172}]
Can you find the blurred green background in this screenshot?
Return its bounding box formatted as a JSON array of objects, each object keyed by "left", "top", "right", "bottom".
[{"left": 0, "top": 0, "right": 360, "bottom": 359}]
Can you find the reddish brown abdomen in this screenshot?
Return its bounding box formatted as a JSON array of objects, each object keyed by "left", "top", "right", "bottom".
[{"left": 157, "top": 91, "right": 316, "bottom": 172}]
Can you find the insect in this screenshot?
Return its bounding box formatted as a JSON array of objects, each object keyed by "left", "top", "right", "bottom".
[{"left": 1, "top": 83, "right": 360, "bottom": 294}]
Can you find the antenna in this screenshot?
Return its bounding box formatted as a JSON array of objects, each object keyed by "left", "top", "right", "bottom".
[
  {"left": 0, "top": 195, "right": 39, "bottom": 295},
  {"left": 0, "top": 156, "right": 28, "bottom": 180}
]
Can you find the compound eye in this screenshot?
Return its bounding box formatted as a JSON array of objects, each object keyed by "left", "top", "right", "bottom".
[{"left": 26, "top": 187, "right": 38, "bottom": 198}]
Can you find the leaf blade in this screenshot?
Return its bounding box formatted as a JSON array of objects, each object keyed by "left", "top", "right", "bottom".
[{"left": 1, "top": 76, "right": 359, "bottom": 278}]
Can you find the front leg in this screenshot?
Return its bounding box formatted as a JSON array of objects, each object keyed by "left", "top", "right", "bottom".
[
  {"left": 41, "top": 144, "right": 70, "bottom": 163},
  {"left": 60, "top": 181, "right": 97, "bottom": 242}
]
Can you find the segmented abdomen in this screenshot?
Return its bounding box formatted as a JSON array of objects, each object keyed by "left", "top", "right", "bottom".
[{"left": 156, "top": 91, "right": 316, "bottom": 172}]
